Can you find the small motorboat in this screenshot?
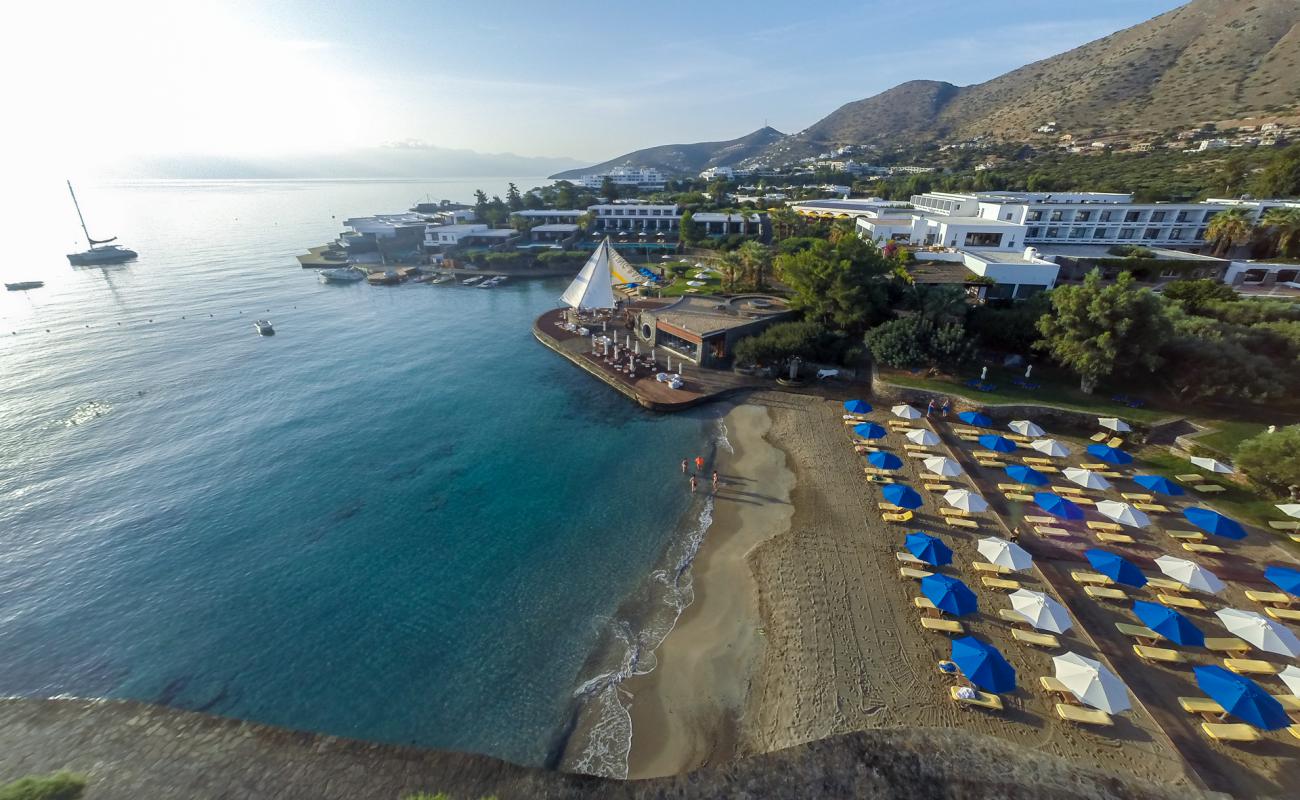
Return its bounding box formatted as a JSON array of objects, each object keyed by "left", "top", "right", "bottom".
[
  {"left": 429, "top": 274, "right": 453, "bottom": 285},
  {"left": 319, "top": 267, "right": 365, "bottom": 284},
  {"left": 461, "top": 275, "right": 482, "bottom": 285},
  {"left": 5, "top": 281, "right": 44, "bottom": 291},
  {"left": 254, "top": 320, "right": 275, "bottom": 336}
]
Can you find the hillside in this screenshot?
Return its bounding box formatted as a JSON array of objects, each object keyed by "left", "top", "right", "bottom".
[{"left": 549, "top": 126, "right": 785, "bottom": 179}]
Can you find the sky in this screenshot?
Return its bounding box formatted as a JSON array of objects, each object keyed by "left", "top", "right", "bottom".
[{"left": 6, "top": 0, "right": 1189, "bottom": 177}]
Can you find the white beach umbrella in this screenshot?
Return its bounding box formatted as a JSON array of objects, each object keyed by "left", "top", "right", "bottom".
[
  {"left": 1063, "top": 467, "right": 1112, "bottom": 490},
  {"left": 892, "top": 403, "right": 923, "bottom": 420},
  {"left": 1010, "top": 589, "right": 1074, "bottom": 634},
  {"left": 1275, "top": 503, "right": 1300, "bottom": 519},
  {"left": 1052, "top": 651, "right": 1130, "bottom": 714},
  {"left": 1153, "top": 555, "right": 1226, "bottom": 595},
  {"left": 1216, "top": 608, "right": 1300, "bottom": 658},
  {"left": 1098, "top": 417, "right": 1131, "bottom": 433},
  {"left": 943, "top": 488, "right": 989, "bottom": 513},
  {"left": 1030, "top": 438, "right": 1070, "bottom": 457},
  {"left": 977, "top": 537, "right": 1033, "bottom": 571},
  {"left": 1008, "top": 420, "right": 1045, "bottom": 437},
  {"left": 905, "top": 428, "right": 940, "bottom": 446},
  {"left": 1190, "top": 456, "right": 1234, "bottom": 474},
  {"left": 923, "top": 456, "right": 964, "bottom": 477},
  {"left": 1280, "top": 665, "right": 1300, "bottom": 697},
  {"left": 1094, "top": 500, "right": 1151, "bottom": 529}
]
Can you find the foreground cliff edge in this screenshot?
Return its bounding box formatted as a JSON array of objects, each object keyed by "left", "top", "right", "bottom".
[{"left": 0, "top": 698, "right": 1208, "bottom": 799}]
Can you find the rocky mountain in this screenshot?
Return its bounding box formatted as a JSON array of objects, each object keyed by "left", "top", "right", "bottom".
[
  {"left": 562, "top": 0, "right": 1300, "bottom": 175},
  {"left": 549, "top": 126, "right": 785, "bottom": 180}
]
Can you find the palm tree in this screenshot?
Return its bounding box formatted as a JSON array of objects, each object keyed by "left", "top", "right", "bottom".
[
  {"left": 718, "top": 251, "right": 743, "bottom": 292},
  {"left": 1262, "top": 207, "right": 1300, "bottom": 258},
  {"left": 1204, "top": 208, "right": 1254, "bottom": 256},
  {"left": 737, "top": 241, "right": 771, "bottom": 290}
]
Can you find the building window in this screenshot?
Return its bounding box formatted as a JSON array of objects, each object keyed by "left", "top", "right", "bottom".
[
  {"left": 1075, "top": 210, "right": 1092, "bottom": 222},
  {"left": 1071, "top": 227, "right": 1087, "bottom": 238},
  {"left": 1169, "top": 228, "right": 1183, "bottom": 240},
  {"left": 964, "top": 232, "right": 1004, "bottom": 247},
  {"left": 1150, "top": 211, "right": 1166, "bottom": 222},
  {"left": 1092, "top": 228, "right": 1109, "bottom": 239},
  {"left": 1100, "top": 211, "right": 1115, "bottom": 222},
  {"left": 1027, "top": 211, "right": 1042, "bottom": 222},
  {"left": 1049, "top": 211, "right": 1063, "bottom": 222},
  {"left": 1119, "top": 228, "right": 1135, "bottom": 239},
  {"left": 1045, "top": 227, "right": 1060, "bottom": 238},
  {"left": 1004, "top": 213, "right": 1012, "bottom": 220},
  {"left": 1195, "top": 227, "right": 1208, "bottom": 240},
  {"left": 1027, "top": 227, "right": 1041, "bottom": 238},
  {"left": 1124, "top": 211, "right": 1141, "bottom": 222},
  {"left": 1175, "top": 211, "right": 1188, "bottom": 223},
  {"left": 1143, "top": 228, "right": 1161, "bottom": 239}
]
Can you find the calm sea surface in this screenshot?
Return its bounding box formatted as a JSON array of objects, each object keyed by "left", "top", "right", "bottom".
[{"left": 0, "top": 179, "right": 711, "bottom": 770}]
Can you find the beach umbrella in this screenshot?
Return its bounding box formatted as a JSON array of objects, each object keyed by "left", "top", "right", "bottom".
[
  {"left": 1086, "top": 444, "right": 1133, "bottom": 465},
  {"left": 905, "top": 428, "right": 940, "bottom": 446},
  {"left": 1008, "top": 420, "right": 1044, "bottom": 437},
  {"left": 1275, "top": 503, "right": 1300, "bottom": 519},
  {"left": 922, "top": 574, "right": 978, "bottom": 616},
  {"left": 1215, "top": 608, "right": 1300, "bottom": 657},
  {"left": 1005, "top": 464, "right": 1049, "bottom": 487},
  {"left": 854, "top": 422, "right": 887, "bottom": 440},
  {"left": 1133, "top": 474, "right": 1185, "bottom": 497},
  {"left": 1064, "top": 467, "right": 1111, "bottom": 490},
  {"left": 978, "top": 434, "right": 1017, "bottom": 453},
  {"left": 943, "top": 488, "right": 989, "bottom": 513},
  {"left": 1183, "top": 507, "right": 1246, "bottom": 540},
  {"left": 1280, "top": 665, "right": 1300, "bottom": 697},
  {"left": 1190, "top": 456, "right": 1233, "bottom": 474},
  {"left": 1085, "top": 549, "right": 1147, "bottom": 588},
  {"left": 905, "top": 532, "right": 953, "bottom": 566},
  {"left": 1264, "top": 565, "right": 1300, "bottom": 597},
  {"left": 843, "top": 399, "right": 872, "bottom": 414},
  {"left": 1153, "top": 555, "right": 1226, "bottom": 594},
  {"left": 1053, "top": 652, "right": 1130, "bottom": 714},
  {"left": 957, "top": 411, "right": 991, "bottom": 427},
  {"left": 1192, "top": 666, "right": 1290, "bottom": 730},
  {"left": 882, "top": 483, "right": 923, "bottom": 510},
  {"left": 1034, "top": 492, "right": 1085, "bottom": 521},
  {"left": 892, "top": 403, "right": 923, "bottom": 420},
  {"left": 1030, "top": 438, "right": 1071, "bottom": 457},
  {"left": 1095, "top": 500, "right": 1151, "bottom": 529},
  {"left": 950, "top": 636, "right": 1016, "bottom": 693},
  {"left": 1132, "top": 600, "right": 1204, "bottom": 646},
  {"left": 976, "top": 537, "right": 1034, "bottom": 571},
  {"left": 923, "top": 456, "right": 964, "bottom": 477},
  {"left": 1010, "top": 589, "right": 1073, "bottom": 634},
  {"left": 867, "top": 451, "right": 903, "bottom": 470},
  {"left": 1098, "top": 417, "right": 1131, "bottom": 433}
]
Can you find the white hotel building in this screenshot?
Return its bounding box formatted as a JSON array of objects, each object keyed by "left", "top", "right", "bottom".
[
  {"left": 588, "top": 200, "right": 680, "bottom": 232},
  {"left": 574, "top": 167, "right": 668, "bottom": 191}
]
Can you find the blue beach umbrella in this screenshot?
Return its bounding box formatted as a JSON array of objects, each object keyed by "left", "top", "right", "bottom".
[
  {"left": 1132, "top": 600, "right": 1204, "bottom": 647},
  {"left": 1086, "top": 444, "right": 1134, "bottom": 465},
  {"left": 1193, "top": 665, "right": 1291, "bottom": 730},
  {"left": 957, "top": 411, "right": 992, "bottom": 427},
  {"left": 867, "top": 450, "right": 903, "bottom": 470},
  {"left": 950, "top": 636, "right": 1016, "bottom": 693},
  {"left": 978, "top": 434, "right": 1018, "bottom": 453},
  {"left": 1005, "top": 464, "right": 1049, "bottom": 487},
  {"left": 844, "top": 399, "right": 872, "bottom": 414},
  {"left": 853, "top": 422, "right": 887, "bottom": 440},
  {"left": 1085, "top": 549, "right": 1147, "bottom": 588},
  {"left": 906, "top": 532, "right": 953, "bottom": 566},
  {"left": 1264, "top": 565, "right": 1300, "bottom": 597},
  {"left": 1034, "top": 492, "right": 1085, "bottom": 521},
  {"left": 1183, "top": 507, "right": 1247, "bottom": 540},
  {"left": 882, "top": 483, "right": 923, "bottom": 509},
  {"left": 1132, "top": 474, "right": 1185, "bottom": 497},
  {"left": 921, "top": 574, "right": 978, "bottom": 616}
]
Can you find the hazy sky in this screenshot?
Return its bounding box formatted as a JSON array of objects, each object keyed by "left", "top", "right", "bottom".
[{"left": 11, "top": 0, "right": 1188, "bottom": 174}]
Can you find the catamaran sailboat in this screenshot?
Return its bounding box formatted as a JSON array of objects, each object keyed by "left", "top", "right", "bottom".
[{"left": 66, "top": 181, "right": 138, "bottom": 265}]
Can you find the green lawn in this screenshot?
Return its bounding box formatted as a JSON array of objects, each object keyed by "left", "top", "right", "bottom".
[
  {"left": 655, "top": 262, "right": 724, "bottom": 298},
  {"left": 1187, "top": 419, "right": 1268, "bottom": 457},
  {"left": 881, "top": 369, "right": 1169, "bottom": 422},
  {"left": 1134, "top": 448, "right": 1285, "bottom": 530}
]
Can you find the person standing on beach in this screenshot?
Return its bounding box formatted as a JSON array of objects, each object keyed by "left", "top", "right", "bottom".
[
  {"left": 695, "top": 456, "right": 704, "bottom": 472},
  {"left": 690, "top": 474, "right": 697, "bottom": 493},
  {"left": 712, "top": 470, "right": 719, "bottom": 491},
  {"left": 681, "top": 458, "right": 688, "bottom": 474},
  {"left": 926, "top": 399, "right": 935, "bottom": 417},
  {"left": 941, "top": 399, "right": 951, "bottom": 417}
]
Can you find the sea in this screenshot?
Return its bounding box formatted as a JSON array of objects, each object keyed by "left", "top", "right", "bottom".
[{"left": 0, "top": 178, "right": 719, "bottom": 777}]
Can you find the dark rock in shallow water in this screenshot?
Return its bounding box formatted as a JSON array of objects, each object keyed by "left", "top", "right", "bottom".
[{"left": 0, "top": 698, "right": 1209, "bottom": 800}]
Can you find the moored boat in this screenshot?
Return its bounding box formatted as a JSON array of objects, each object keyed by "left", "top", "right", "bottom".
[
  {"left": 65, "top": 181, "right": 138, "bottom": 265},
  {"left": 254, "top": 320, "right": 275, "bottom": 336},
  {"left": 5, "top": 281, "right": 45, "bottom": 291},
  {"left": 319, "top": 267, "right": 366, "bottom": 284},
  {"left": 461, "top": 276, "right": 482, "bottom": 285}
]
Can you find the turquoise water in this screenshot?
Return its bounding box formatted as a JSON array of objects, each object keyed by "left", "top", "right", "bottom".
[{"left": 0, "top": 179, "right": 711, "bottom": 771}]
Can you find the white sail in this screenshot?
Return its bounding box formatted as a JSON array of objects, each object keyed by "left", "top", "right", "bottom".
[{"left": 560, "top": 239, "right": 621, "bottom": 308}]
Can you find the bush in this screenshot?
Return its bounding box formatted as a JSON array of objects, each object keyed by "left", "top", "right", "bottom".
[
  {"left": 482, "top": 251, "right": 527, "bottom": 267},
  {"left": 0, "top": 773, "right": 87, "bottom": 800},
  {"left": 1235, "top": 425, "right": 1300, "bottom": 492},
  {"left": 536, "top": 250, "right": 587, "bottom": 265},
  {"left": 733, "top": 320, "right": 860, "bottom": 367},
  {"left": 865, "top": 318, "right": 928, "bottom": 368}
]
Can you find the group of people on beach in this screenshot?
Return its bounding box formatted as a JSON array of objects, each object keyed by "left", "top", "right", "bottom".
[
  {"left": 926, "top": 398, "right": 952, "bottom": 417},
  {"left": 681, "top": 456, "right": 718, "bottom": 493}
]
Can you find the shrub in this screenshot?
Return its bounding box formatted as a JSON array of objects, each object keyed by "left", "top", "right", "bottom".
[
  {"left": 733, "top": 320, "right": 860, "bottom": 367},
  {"left": 0, "top": 773, "right": 87, "bottom": 800},
  {"left": 1235, "top": 425, "right": 1300, "bottom": 492},
  {"left": 865, "top": 318, "right": 928, "bottom": 368}
]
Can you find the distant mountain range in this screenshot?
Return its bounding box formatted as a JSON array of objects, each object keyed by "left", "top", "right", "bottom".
[{"left": 558, "top": 0, "right": 1300, "bottom": 177}]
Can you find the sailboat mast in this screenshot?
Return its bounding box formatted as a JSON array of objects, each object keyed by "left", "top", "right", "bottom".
[{"left": 67, "top": 180, "right": 94, "bottom": 246}]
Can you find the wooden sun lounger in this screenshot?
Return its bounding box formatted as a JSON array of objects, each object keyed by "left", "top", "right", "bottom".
[
  {"left": 1179, "top": 696, "right": 1224, "bottom": 716},
  {"left": 1005, "top": 433, "right": 1032, "bottom": 443},
  {"left": 864, "top": 467, "right": 895, "bottom": 476},
  {"left": 1291, "top": 533, "right": 1300, "bottom": 544},
  {"left": 1174, "top": 473, "right": 1203, "bottom": 482},
  {"left": 879, "top": 502, "right": 905, "bottom": 512},
  {"left": 1072, "top": 571, "right": 1113, "bottom": 586},
  {"left": 914, "top": 597, "right": 937, "bottom": 611},
  {"left": 1122, "top": 492, "right": 1154, "bottom": 502},
  {"left": 1014, "top": 628, "right": 1060, "bottom": 648},
  {"left": 1000, "top": 608, "right": 1030, "bottom": 625},
  {"left": 1040, "top": 675, "right": 1073, "bottom": 699},
  {"left": 1224, "top": 658, "right": 1278, "bottom": 676},
  {"left": 950, "top": 686, "right": 1003, "bottom": 711},
  {"left": 940, "top": 507, "right": 972, "bottom": 517},
  {"left": 899, "top": 567, "right": 933, "bottom": 580},
  {"left": 1057, "top": 703, "right": 1113, "bottom": 727},
  {"left": 957, "top": 434, "right": 981, "bottom": 442},
  {"left": 1146, "top": 577, "right": 1188, "bottom": 593},
  {"left": 1276, "top": 695, "right": 1300, "bottom": 712},
  {"left": 972, "top": 450, "right": 1002, "bottom": 459},
  {"left": 946, "top": 518, "right": 979, "bottom": 529},
  {"left": 1167, "top": 529, "right": 1206, "bottom": 541},
  {"left": 1201, "top": 722, "right": 1261, "bottom": 743},
  {"left": 997, "top": 483, "right": 1027, "bottom": 492},
  {"left": 953, "top": 425, "right": 980, "bottom": 434},
  {"left": 977, "top": 460, "right": 1006, "bottom": 468},
  {"left": 921, "top": 617, "right": 964, "bottom": 635},
  {"left": 1024, "top": 515, "right": 1056, "bottom": 524},
  {"left": 1052, "top": 485, "right": 1087, "bottom": 496},
  {"left": 924, "top": 483, "right": 954, "bottom": 492},
  {"left": 1194, "top": 484, "right": 1227, "bottom": 493},
  {"left": 1033, "top": 464, "right": 1061, "bottom": 473},
  {"left": 896, "top": 552, "right": 925, "bottom": 565},
  {"left": 973, "top": 561, "right": 1013, "bottom": 575},
  {"left": 1266, "top": 606, "right": 1300, "bottom": 623},
  {"left": 1245, "top": 589, "right": 1292, "bottom": 606},
  {"left": 1158, "top": 593, "right": 1208, "bottom": 611},
  {"left": 1096, "top": 532, "right": 1136, "bottom": 545},
  {"left": 1268, "top": 520, "right": 1300, "bottom": 531},
  {"left": 908, "top": 451, "right": 936, "bottom": 459},
  {"left": 1035, "top": 525, "right": 1069, "bottom": 537},
  {"left": 1107, "top": 437, "right": 1125, "bottom": 448},
  {"left": 1115, "top": 622, "right": 1160, "bottom": 641},
  {"left": 1087, "top": 586, "right": 1128, "bottom": 602},
  {"left": 1087, "top": 520, "right": 1123, "bottom": 532},
  {"left": 1090, "top": 432, "right": 1109, "bottom": 442},
  {"left": 1078, "top": 463, "right": 1108, "bottom": 470},
  {"left": 1022, "top": 457, "right": 1055, "bottom": 466},
  {"left": 1005, "top": 492, "right": 1035, "bottom": 502},
  {"left": 1133, "top": 644, "right": 1185, "bottom": 664},
  {"left": 1183, "top": 542, "right": 1224, "bottom": 555},
  {"left": 1071, "top": 496, "right": 1097, "bottom": 506},
  {"left": 903, "top": 443, "right": 931, "bottom": 451},
  {"left": 1204, "top": 637, "right": 1250, "bottom": 655},
  {"left": 982, "top": 576, "right": 1021, "bottom": 591},
  {"left": 1134, "top": 502, "right": 1170, "bottom": 513}
]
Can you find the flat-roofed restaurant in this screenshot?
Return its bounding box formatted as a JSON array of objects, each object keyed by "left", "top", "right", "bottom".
[{"left": 635, "top": 295, "right": 793, "bottom": 368}]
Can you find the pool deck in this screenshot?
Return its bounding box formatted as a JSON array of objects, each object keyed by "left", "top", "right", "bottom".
[{"left": 533, "top": 304, "right": 763, "bottom": 412}]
